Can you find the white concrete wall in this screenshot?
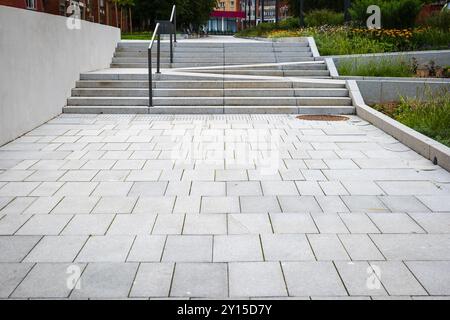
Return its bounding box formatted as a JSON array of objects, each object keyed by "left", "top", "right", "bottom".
[{"left": 0, "top": 5, "right": 120, "bottom": 146}]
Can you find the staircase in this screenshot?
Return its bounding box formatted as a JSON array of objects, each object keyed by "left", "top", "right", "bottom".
[{"left": 64, "top": 37, "right": 355, "bottom": 114}]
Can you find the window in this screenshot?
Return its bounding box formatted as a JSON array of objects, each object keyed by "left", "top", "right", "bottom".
[{"left": 26, "top": 0, "right": 37, "bottom": 9}]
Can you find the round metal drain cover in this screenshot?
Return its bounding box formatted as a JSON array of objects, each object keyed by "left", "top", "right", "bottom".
[{"left": 296, "top": 115, "right": 349, "bottom": 121}]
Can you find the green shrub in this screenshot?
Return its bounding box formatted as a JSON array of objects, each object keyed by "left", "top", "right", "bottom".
[
  {"left": 394, "top": 89, "right": 450, "bottom": 146},
  {"left": 411, "top": 27, "right": 450, "bottom": 50},
  {"left": 422, "top": 10, "right": 450, "bottom": 31},
  {"left": 338, "top": 58, "right": 415, "bottom": 77},
  {"left": 305, "top": 9, "right": 344, "bottom": 27},
  {"left": 350, "top": 0, "right": 423, "bottom": 28},
  {"left": 277, "top": 17, "right": 301, "bottom": 30}
]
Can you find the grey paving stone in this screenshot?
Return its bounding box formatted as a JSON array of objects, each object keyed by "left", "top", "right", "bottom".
[
  {"left": 339, "top": 213, "right": 380, "bottom": 233},
  {"left": 92, "top": 170, "right": 130, "bottom": 182},
  {"left": 369, "top": 261, "right": 427, "bottom": 296},
  {"left": 334, "top": 261, "right": 388, "bottom": 296},
  {"left": 282, "top": 261, "right": 347, "bottom": 296},
  {"left": 162, "top": 235, "right": 212, "bottom": 262},
  {"left": 171, "top": 263, "right": 228, "bottom": 298},
  {"left": 23, "top": 196, "right": 63, "bottom": 215},
  {"left": 29, "top": 182, "right": 64, "bottom": 196},
  {"left": 24, "top": 235, "right": 87, "bottom": 262},
  {"left": 183, "top": 214, "right": 226, "bottom": 235},
  {"left": 0, "top": 263, "right": 34, "bottom": 298},
  {"left": 240, "top": 196, "right": 281, "bottom": 213},
  {"left": 201, "top": 197, "right": 240, "bottom": 214},
  {"left": 0, "top": 197, "right": 36, "bottom": 214},
  {"left": 228, "top": 213, "right": 273, "bottom": 234},
  {"left": 92, "top": 182, "right": 133, "bottom": 196},
  {"left": 0, "top": 236, "right": 41, "bottom": 262},
  {"left": 16, "top": 214, "right": 73, "bottom": 235},
  {"left": 370, "top": 234, "right": 450, "bottom": 260},
  {"left": 59, "top": 170, "right": 98, "bottom": 182},
  {"left": 213, "top": 235, "right": 263, "bottom": 262},
  {"left": 341, "top": 181, "right": 385, "bottom": 196},
  {"left": 216, "top": 169, "right": 247, "bottom": 181},
  {"left": 339, "top": 234, "right": 384, "bottom": 260},
  {"left": 107, "top": 214, "right": 157, "bottom": 235},
  {"left": 165, "top": 181, "right": 191, "bottom": 196},
  {"left": 133, "top": 196, "right": 175, "bottom": 214},
  {"left": 191, "top": 181, "right": 226, "bottom": 196},
  {"left": 416, "top": 196, "right": 450, "bottom": 212},
  {"left": 0, "top": 182, "right": 40, "bottom": 196},
  {"left": 261, "top": 181, "right": 299, "bottom": 196},
  {"left": 71, "top": 263, "right": 138, "bottom": 298},
  {"left": 261, "top": 234, "right": 314, "bottom": 261},
  {"left": 92, "top": 196, "right": 137, "bottom": 214},
  {"left": 278, "top": 196, "right": 322, "bottom": 213},
  {"left": 408, "top": 213, "right": 450, "bottom": 233},
  {"left": 270, "top": 213, "right": 318, "bottom": 234},
  {"left": 307, "top": 234, "right": 350, "bottom": 260},
  {"left": 319, "top": 181, "right": 349, "bottom": 196},
  {"left": 0, "top": 197, "right": 13, "bottom": 211},
  {"left": 377, "top": 181, "right": 443, "bottom": 196},
  {"left": 76, "top": 235, "right": 135, "bottom": 262},
  {"left": 226, "top": 181, "right": 262, "bottom": 196},
  {"left": 173, "top": 196, "right": 201, "bottom": 214},
  {"left": 52, "top": 196, "right": 100, "bottom": 214},
  {"left": 126, "top": 170, "right": 161, "bottom": 181},
  {"left": 130, "top": 263, "right": 174, "bottom": 297},
  {"left": 229, "top": 262, "right": 287, "bottom": 297},
  {"left": 128, "top": 182, "right": 168, "bottom": 197},
  {"left": 152, "top": 214, "right": 184, "bottom": 235},
  {"left": 315, "top": 196, "right": 349, "bottom": 213},
  {"left": 182, "top": 169, "right": 215, "bottom": 181},
  {"left": 406, "top": 261, "right": 450, "bottom": 295},
  {"left": 341, "top": 196, "right": 389, "bottom": 213},
  {"left": 311, "top": 213, "right": 349, "bottom": 233},
  {"left": 0, "top": 214, "right": 32, "bottom": 235},
  {"left": 295, "top": 181, "right": 324, "bottom": 196},
  {"left": 61, "top": 214, "right": 115, "bottom": 235},
  {"left": 55, "top": 182, "right": 98, "bottom": 196},
  {"left": 12, "top": 263, "right": 86, "bottom": 298},
  {"left": 368, "top": 213, "right": 425, "bottom": 233},
  {"left": 127, "top": 235, "right": 166, "bottom": 262},
  {"left": 379, "top": 196, "right": 430, "bottom": 213}
]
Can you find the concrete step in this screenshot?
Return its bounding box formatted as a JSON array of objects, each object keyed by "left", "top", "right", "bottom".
[
  {"left": 63, "top": 105, "right": 354, "bottom": 115},
  {"left": 75, "top": 80, "right": 346, "bottom": 89},
  {"left": 188, "top": 69, "right": 330, "bottom": 77},
  {"left": 67, "top": 96, "right": 352, "bottom": 107},
  {"left": 71, "top": 88, "right": 349, "bottom": 98},
  {"left": 110, "top": 63, "right": 172, "bottom": 68}
]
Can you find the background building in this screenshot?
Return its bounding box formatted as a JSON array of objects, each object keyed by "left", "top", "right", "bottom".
[
  {"left": 207, "top": 0, "right": 244, "bottom": 33},
  {"left": 0, "top": 0, "right": 130, "bottom": 30}
]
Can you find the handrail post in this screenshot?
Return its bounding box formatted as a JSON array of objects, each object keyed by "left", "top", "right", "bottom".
[
  {"left": 174, "top": 6, "right": 177, "bottom": 42},
  {"left": 170, "top": 27, "right": 173, "bottom": 64},
  {"left": 148, "top": 47, "right": 152, "bottom": 107},
  {"left": 157, "top": 27, "right": 161, "bottom": 74}
]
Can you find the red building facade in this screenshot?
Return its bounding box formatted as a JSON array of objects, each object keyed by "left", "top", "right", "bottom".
[{"left": 0, "top": 0, "right": 131, "bottom": 31}]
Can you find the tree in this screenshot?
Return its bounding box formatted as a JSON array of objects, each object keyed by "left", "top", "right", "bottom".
[
  {"left": 287, "top": 0, "right": 345, "bottom": 16},
  {"left": 131, "top": 0, "right": 216, "bottom": 32}
]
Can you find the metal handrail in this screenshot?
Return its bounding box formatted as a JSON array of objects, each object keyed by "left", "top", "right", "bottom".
[
  {"left": 148, "top": 23, "right": 161, "bottom": 108},
  {"left": 170, "top": 5, "right": 176, "bottom": 42},
  {"left": 148, "top": 5, "right": 176, "bottom": 107}
]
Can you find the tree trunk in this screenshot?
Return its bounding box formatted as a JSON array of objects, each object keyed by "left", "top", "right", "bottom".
[
  {"left": 115, "top": 3, "right": 118, "bottom": 28},
  {"left": 129, "top": 7, "right": 132, "bottom": 34}
]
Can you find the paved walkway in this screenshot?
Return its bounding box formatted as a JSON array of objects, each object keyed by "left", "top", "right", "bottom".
[{"left": 1, "top": 114, "right": 450, "bottom": 299}]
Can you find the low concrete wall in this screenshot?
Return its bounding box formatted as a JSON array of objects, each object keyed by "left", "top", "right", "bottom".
[
  {"left": 329, "top": 50, "right": 450, "bottom": 67},
  {"left": 0, "top": 6, "right": 120, "bottom": 146},
  {"left": 343, "top": 78, "right": 450, "bottom": 105},
  {"left": 347, "top": 80, "right": 450, "bottom": 172}
]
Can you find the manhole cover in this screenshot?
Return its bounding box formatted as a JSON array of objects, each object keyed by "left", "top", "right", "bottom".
[{"left": 296, "top": 115, "right": 349, "bottom": 121}]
